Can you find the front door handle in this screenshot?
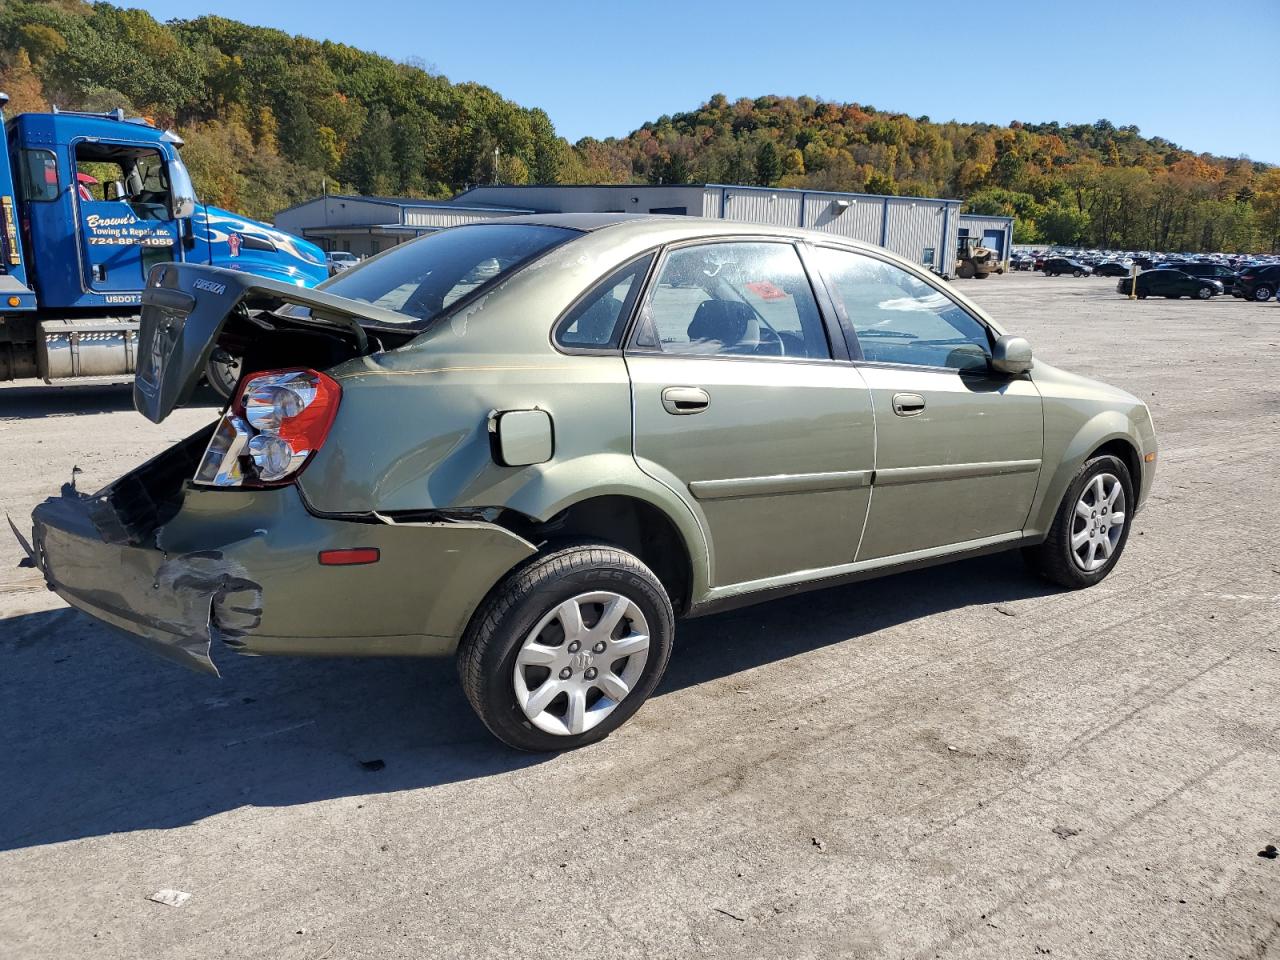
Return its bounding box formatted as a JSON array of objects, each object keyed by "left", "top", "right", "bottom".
[
  {"left": 892, "top": 393, "right": 926, "bottom": 417},
  {"left": 661, "top": 386, "right": 710, "bottom": 415}
]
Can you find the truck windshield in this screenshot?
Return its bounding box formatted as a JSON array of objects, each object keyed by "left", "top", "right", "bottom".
[{"left": 310, "top": 223, "right": 578, "bottom": 329}]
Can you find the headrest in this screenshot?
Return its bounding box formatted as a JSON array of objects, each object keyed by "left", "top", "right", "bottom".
[{"left": 688, "top": 299, "right": 754, "bottom": 345}]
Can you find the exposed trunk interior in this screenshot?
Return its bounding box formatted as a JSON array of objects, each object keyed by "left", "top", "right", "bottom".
[{"left": 88, "top": 424, "right": 217, "bottom": 545}]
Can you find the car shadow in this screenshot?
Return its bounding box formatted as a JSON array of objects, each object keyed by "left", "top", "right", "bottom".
[
  {"left": 0, "top": 382, "right": 222, "bottom": 420},
  {"left": 0, "top": 552, "right": 1055, "bottom": 852},
  {"left": 661, "top": 552, "right": 1056, "bottom": 693}
]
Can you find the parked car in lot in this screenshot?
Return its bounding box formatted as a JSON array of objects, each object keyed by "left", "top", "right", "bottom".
[
  {"left": 326, "top": 250, "right": 361, "bottom": 276},
  {"left": 15, "top": 215, "right": 1158, "bottom": 751},
  {"left": 1043, "top": 257, "right": 1092, "bottom": 277},
  {"left": 1010, "top": 253, "right": 1036, "bottom": 271},
  {"left": 1232, "top": 264, "right": 1280, "bottom": 301},
  {"left": 1117, "top": 269, "right": 1222, "bottom": 299},
  {"left": 1093, "top": 261, "right": 1132, "bottom": 277},
  {"left": 1159, "top": 262, "right": 1239, "bottom": 288}
]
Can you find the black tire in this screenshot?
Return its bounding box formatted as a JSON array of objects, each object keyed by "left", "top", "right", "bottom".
[
  {"left": 1073, "top": 269, "right": 1084, "bottom": 278},
  {"left": 1196, "top": 286, "right": 1212, "bottom": 300},
  {"left": 1137, "top": 293, "right": 1147, "bottom": 299},
  {"left": 458, "top": 543, "right": 675, "bottom": 751},
  {"left": 1254, "top": 286, "right": 1275, "bottom": 302},
  {"left": 1023, "top": 454, "right": 1135, "bottom": 590},
  {"left": 204, "top": 350, "right": 241, "bottom": 400}
]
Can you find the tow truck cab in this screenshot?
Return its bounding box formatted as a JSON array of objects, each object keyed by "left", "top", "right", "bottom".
[{"left": 0, "top": 93, "right": 327, "bottom": 383}]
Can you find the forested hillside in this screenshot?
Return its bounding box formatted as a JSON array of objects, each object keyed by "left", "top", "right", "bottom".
[{"left": 2, "top": 1, "right": 1277, "bottom": 251}]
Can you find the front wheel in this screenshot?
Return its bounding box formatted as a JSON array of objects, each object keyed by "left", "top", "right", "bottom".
[
  {"left": 458, "top": 543, "right": 675, "bottom": 751},
  {"left": 1023, "top": 454, "right": 1134, "bottom": 589},
  {"left": 1196, "top": 286, "right": 1213, "bottom": 300},
  {"left": 1073, "top": 269, "right": 1084, "bottom": 278}
]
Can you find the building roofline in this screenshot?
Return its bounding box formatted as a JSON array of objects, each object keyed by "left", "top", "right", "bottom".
[
  {"left": 275, "top": 193, "right": 534, "bottom": 217},
  {"left": 958, "top": 212, "right": 1016, "bottom": 222},
  {"left": 705, "top": 183, "right": 963, "bottom": 205},
  {"left": 454, "top": 182, "right": 963, "bottom": 206}
]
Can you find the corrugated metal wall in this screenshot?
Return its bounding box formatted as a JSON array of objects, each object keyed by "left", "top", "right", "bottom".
[
  {"left": 882, "top": 198, "right": 953, "bottom": 270},
  {"left": 401, "top": 207, "right": 524, "bottom": 229},
  {"left": 804, "top": 193, "right": 885, "bottom": 240},
  {"left": 698, "top": 185, "right": 959, "bottom": 273},
  {"left": 456, "top": 185, "right": 706, "bottom": 215},
  {"left": 719, "top": 188, "right": 804, "bottom": 227},
  {"left": 274, "top": 197, "right": 400, "bottom": 235},
  {"left": 277, "top": 185, "right": 974, "bottom": 277},
  {"left": 958, "top": 214, "right": 1015, "bottom": 265}
]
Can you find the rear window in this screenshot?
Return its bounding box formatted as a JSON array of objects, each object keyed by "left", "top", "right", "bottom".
[{"left": 312, "top": 224, "right": 578, "bottom": 329}]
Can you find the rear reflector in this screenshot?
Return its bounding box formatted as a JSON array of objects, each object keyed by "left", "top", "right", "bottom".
[{"left": 318, "top": 548, "right": 380, "bottom": 566}]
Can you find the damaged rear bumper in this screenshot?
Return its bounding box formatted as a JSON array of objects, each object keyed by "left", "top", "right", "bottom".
[{"left": 15, "top": 481, "right": 537, "bottom": 676}]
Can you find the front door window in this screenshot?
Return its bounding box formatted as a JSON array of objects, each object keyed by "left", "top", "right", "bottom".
[{"left": 74, "top": 142, "right": 179, "bottom": 291}]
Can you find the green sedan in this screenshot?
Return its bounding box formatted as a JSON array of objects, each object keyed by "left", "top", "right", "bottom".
[{"left": 15, "top": 215, "right": 1158, "bottom": 750}]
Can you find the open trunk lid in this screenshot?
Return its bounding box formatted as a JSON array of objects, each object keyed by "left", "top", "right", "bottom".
[{"left": 134, "top": 263, "right": 407, "bottom": 423}]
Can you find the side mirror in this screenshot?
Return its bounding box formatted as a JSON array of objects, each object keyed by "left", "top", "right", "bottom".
[
  {"left": 171, "top": 194, "right": 197, "bottom": 220},
  {"left": 990, "top": 335, "right": 1034, "bottom": 375}
]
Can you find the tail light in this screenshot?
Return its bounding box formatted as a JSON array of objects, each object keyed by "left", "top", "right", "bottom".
[{"left": 194, "top": 368, "right": 340, "bottom": 488}]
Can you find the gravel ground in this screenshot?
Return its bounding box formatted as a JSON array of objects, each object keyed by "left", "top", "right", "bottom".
[{"left": 1, "top": 272, "right": 1278, "bottom": 959}]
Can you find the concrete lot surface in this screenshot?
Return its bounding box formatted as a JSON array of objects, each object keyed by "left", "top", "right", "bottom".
[{"left": 1, "top": 273, "right": 1277, "bottom": 959}]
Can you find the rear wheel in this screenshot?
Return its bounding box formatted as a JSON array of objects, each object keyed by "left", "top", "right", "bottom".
[
  {"left": 1254, "top": 286, "right": 1275, "bottom": 302},
  {"left": 1073, "top": 269, "right": 1084, "bottom": 278},
  {"left": 458, "top": 543, "right": 675, "bottom": 751},
  {"left": 1023, "top": 454, "right": 1134, "bottom": 589},
  {"left": 204, "top": 350, "right": 241, "bottom": 400}
]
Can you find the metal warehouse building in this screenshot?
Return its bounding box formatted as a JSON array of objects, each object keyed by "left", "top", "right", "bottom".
[
  {"left": 957, "top": 213, "right": 1015, "bottom": 270},
  {"left": 277, "top": 184, "right": 999, "bottom": 278},
  {"left": 273, "top": 194, "right": 533, "bottom": 258}
]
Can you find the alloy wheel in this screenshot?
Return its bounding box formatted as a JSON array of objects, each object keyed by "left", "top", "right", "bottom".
[
  {"left": 1070, "top": 472, "right": 1126, "bottom": 572},
  {"left": 205, "top": 350, "right": 242, "bottom": 400},
  {"left": 513, "top": 591, "right": 650, "bottom": 736}
]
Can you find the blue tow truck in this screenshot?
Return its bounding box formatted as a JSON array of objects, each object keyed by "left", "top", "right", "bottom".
[{"left": 0, "top": 91, "right": 328, "bottom": 394}]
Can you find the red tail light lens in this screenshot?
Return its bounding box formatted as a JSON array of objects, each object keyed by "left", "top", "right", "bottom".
[{"left": 194, "top": 368, "right": 340, "bottom": 487}]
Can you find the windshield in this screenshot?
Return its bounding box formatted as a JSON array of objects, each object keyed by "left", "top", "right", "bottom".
[{"left": 310, "top": 223, "right": 578, "bottom": 329}]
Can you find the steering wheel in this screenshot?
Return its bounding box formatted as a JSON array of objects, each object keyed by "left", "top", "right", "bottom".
[{"left": 753, "top": 324, "right": 785, "bottom": 356}]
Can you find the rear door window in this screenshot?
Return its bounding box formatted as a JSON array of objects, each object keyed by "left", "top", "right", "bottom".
[{"left": 632, "top": 241, "right": 830, "bottom": 360}]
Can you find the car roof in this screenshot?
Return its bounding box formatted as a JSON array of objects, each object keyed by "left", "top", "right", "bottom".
[{"left": 479, "top": 212, "right": 883, "bottom": 251}]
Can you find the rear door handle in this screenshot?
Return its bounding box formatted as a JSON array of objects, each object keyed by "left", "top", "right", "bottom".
[
  {"left": 661, "top": 386, "right": 710, "bottom": 415},
  {"left": 892, "top": 393, "right": 926, "bottom": 417}
]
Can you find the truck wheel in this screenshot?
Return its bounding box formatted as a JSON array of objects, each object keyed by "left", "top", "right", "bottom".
[
  {"left": 1022, "top": 454, "right": 1134, "bottom": 589},
  {"left": 204, "top": 350, "right": 241, "bottom": 400},
  {"left": 458, "top": 543, "right": 675, "bottom": 751}
]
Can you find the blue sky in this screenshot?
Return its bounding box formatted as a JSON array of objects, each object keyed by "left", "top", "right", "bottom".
[{"left": 132, "top": 0, "right": 1279, "bottom": 163}]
